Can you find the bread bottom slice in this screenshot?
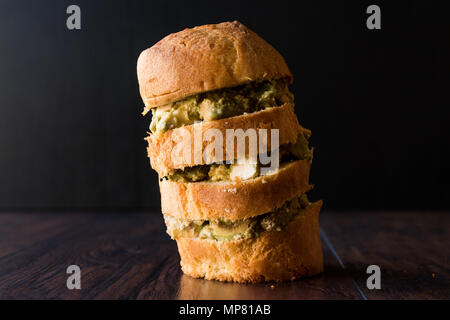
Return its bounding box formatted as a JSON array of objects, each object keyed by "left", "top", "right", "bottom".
[{"left": 176, "top": 200, "right": 323, "bottom": 283}]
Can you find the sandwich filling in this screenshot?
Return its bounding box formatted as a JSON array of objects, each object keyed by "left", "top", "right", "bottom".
[
  {"left": 164, "top": 194, "right": 311, "bottom": 241},
  {"left": 161, "top": 131, "right": 312, "bottom": 183},
  {"left": 149, "top": 79, "right": 294, "bottom": 133}
]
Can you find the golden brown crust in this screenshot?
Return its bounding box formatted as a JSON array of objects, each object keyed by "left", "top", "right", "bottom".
[
  {"left": 146, "top": 103, "right": 302, "bottom": 176},
  {"left": 137, "top": 21, "right": 292, "bottom": 111},
  {"left": 160, "top": 160, "right": 313, "bottom": 221},
  {"left": 176, "top": 201, "right": 323, "bottom": 283}
]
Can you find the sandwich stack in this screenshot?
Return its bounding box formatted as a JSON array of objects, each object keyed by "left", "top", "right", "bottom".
[{"left": 137, "top": 21, "right": 323, "bottom": 282}]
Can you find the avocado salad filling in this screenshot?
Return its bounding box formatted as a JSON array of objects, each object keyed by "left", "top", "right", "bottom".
[
  {"left": 164, "top": 194, "right": 311, "bottom": 241},
  {"left": 149, "top": 79, "right": 294, "bottom": 133},
  {"left": 161, "top": 130, "right": 312, "bottom": 183}
]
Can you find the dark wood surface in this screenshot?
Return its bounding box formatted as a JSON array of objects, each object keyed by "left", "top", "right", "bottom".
[{"left": 0, "top": 212, "right": 448, "bottom": 300}]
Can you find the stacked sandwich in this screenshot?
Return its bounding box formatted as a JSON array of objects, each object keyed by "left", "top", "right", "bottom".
[{"left": 137, "top": 21, "right": 323, "bottom": 283}]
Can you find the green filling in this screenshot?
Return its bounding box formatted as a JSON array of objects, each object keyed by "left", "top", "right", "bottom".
[
  {"left": 165, "top": 163, "right": 232, "bottom": 183},
  {"left": 164, "top": 194, "right": 311, "bottom": 241},
  {"left": 162, "top": 131, "right": 312, "bottom": 183},
  {"left": 150, "top": 79, "right": 294, "bottom": 133}
]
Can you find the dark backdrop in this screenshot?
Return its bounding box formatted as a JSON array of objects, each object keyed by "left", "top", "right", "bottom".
[{"left": 0, "top": 0, "right": 445, "bottom": 212}]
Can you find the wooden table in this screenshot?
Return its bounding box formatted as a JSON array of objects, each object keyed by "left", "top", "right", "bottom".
[{"left": 0, "top": 212, "right": 448, "bottom": 299}]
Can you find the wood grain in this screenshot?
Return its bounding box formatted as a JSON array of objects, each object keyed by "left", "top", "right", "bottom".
[
  {"left": 321, "top": 212, "right": 450, "bottom": 299},
  {"left": 0, "top": 212, "right": 447, "bottom": 299}
]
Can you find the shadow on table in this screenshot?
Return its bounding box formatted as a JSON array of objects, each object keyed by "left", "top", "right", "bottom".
[{"left": 176, "top": 264, "right": 360, "bottom": 300}]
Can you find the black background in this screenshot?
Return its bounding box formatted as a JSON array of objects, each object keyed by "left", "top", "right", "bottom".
[{"left": 0, "top": 0, "right": 445, "bottom": 212}]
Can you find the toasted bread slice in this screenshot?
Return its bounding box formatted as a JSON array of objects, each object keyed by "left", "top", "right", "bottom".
[
  {"left": 160, "top": 159, "right": 312, "bottom": 221},
  {"left": 146, "top": 103, "right": 303, "bottom": 176},
  {"left": 176, "top": 200, "right": 323, "bottom": 283}
]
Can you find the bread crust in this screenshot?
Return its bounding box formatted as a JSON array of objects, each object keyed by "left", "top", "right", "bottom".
[
  {"left": 146, "top": 103, "right": 302, "bottom": 176},
  {"left": 176, "top": 200, "right": 323, "bottom": 283},
  {"left": 160, "top": 160, "right": 312, "bottom": 221},
  {"left": 137, "top": 21, "right": 292, "bottom": 111}
]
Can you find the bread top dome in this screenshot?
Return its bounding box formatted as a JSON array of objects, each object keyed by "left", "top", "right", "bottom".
[{"left": 137, "top": 21, "right": 292, "bottom": 113}]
